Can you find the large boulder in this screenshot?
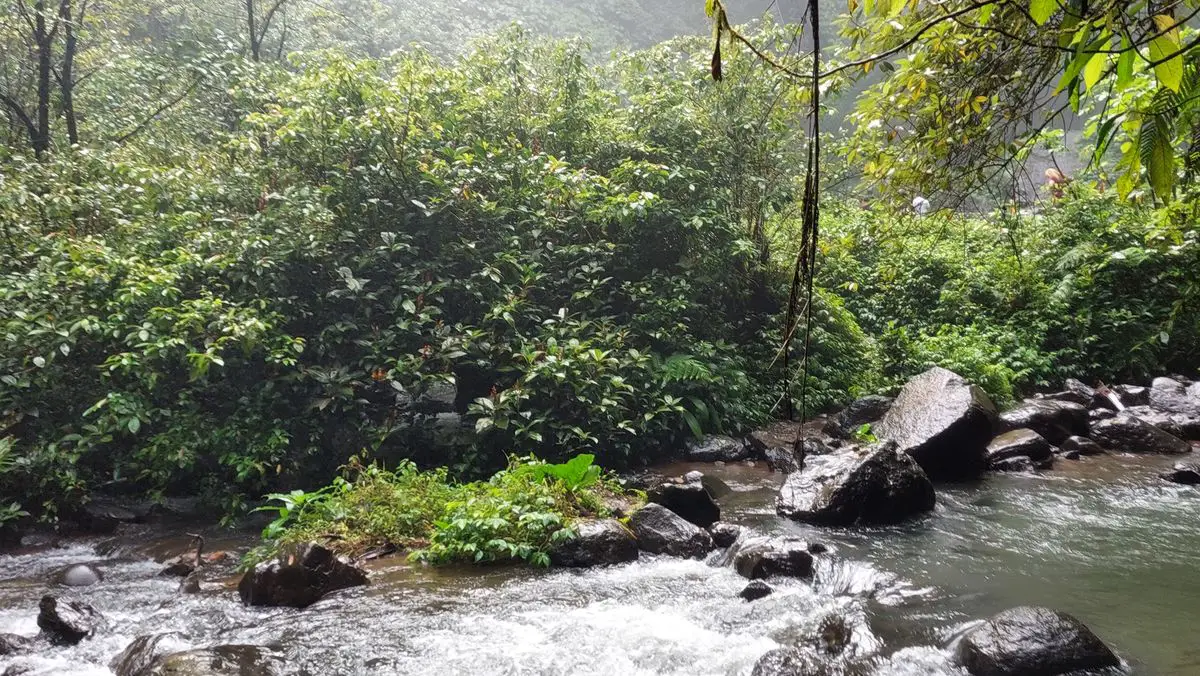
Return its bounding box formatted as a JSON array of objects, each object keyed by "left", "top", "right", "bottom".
[
  {"left": 37, "top": 595, "right": 105, "bottom": 645},
  {"left": 135, "top": 645, "right": 284, "bottom": 676},
  {"left": 874, "top": 367, "right": 997, "bottom": 479},
  {"left": 647, "top": 474, "right": 720, "bottom": 528},
  {"left": 956, "top": 606, "right": 1119, "bottom": 676},
  {"left": 750, "top": 648, "right": 830, "bottom": 676},
  {"left": 1112, "top": 384, "right": 1149, "bottom": 407},
  {"left": 708, "top": 522, "right": 743, "bottom": 549},
  {"left": 1088, "top": 414, "right": 1191, "bottom": 455},
  {"left": 986, "top": 429, "right": 1053, "bottom": 469},
  {"left": 1161, "top": 462, "right": 1200, "bottom": 485},
  {"left": 113, "top": 634, "right": 183, "bottom": 676},
  {"left": 1124, "top": 406, "right": 1200, "bottom": 441},
  {"left": 1059, "top": 436, "right": 1105, "bottom": 457},
  {"left": 237, "top": 542, "right": 368, "bottom": 608},
  {"left": 821, "top": 395, "right": 893, "bottom": 439},
  {"left": 729, "top": 537, "right": 817, "bottom": 580},
  {"left": 998, "top": 400, "right": 1088, "bottom": 445},
  {"left": 776, "top": 441, "right": 935, "bottom": 526},
  {"left": 627, "top": 503, "right": 714, "bottom": 558},
  {"left": 684, "top": 435, "right": 750, "bottom": 462},
  {"left": 549, "top": 519, "right": 638, "bottom": 567},
  {"left": 1149, "top": 377, "right": 1200, "bottom": 415}
]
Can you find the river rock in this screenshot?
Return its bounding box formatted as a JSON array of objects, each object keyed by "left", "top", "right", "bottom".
[
  {"left": 1089, "top": 408, "right": 1116, "bottom": 424},
  {"left": 112, "top": 634, "right": 184, "bottom": 676},
  {"left": 1124, "top": 405, "right": 1200, "bottom": 441},
  {"left": 628, "top": 503, "right": 714, "bottom": 558},
  {"left": 1113, "top": 384, "right": 1149, "bottom": 407},
  {"left": 986, "top": 429, "right": 1052, "bottom": 468},
  {"left": 822, "top": 395, "right": 893, "bottom": 439},
  {"left": 730, "top": 538, "right": 815, "bottom": 580},
  {"left": 55, "top": 563, "right": 103, "bottom": 587},
  {"left": 549, "top": 519, "right": 638, "bottom": 567},
  {"left": 708, "top": 522, "right": 743, "bottom": 548},
  {"left": 990, "top": 456, "right": 1036, "bottom": 472},
  {"left": 1149, "top": 377, "right": 1200, "bottom": 415},
  {"left": 1161, "top": 462, "right": 1200, "bottom": 485},
  {"left": 1059, "top": 435, "right": 1105, "bottom": 456},
  {"left": 739, "top": 580, "right": 773, "bottom": 601},
  {"left": 956, "top": 606, "right": 1119, "bottom": 676},
  {"left": 684, "top": 434, "right": 750, "bottom": 462},
  {"left": 874, "top": 367, "right": 997, "bottom": 479},
  {"left": 37, "top": 595, "right": 105, "bottom": 645},
  {"left": 136, "top": 645, "right": 285, "bottom": 676},
  {"left": 237, "top": 542, "right": 368, "bottom": 608},
  {"left": 776, "top": 441, "right": 935, "bottom": 526},
  {"left": 1088, "top": 414, "right": 1191, "bottom": 455},
  {"left": 647, "top": 474, "right": 720, "bottom": 528},
  {"left": 998, "top": 400, "right": 1088, "bottom": 445},
  {"left": 76, "top": 499, "right": 141, "bottom": 534},
  {"left": 750, "top": 647, "right": 829, "bottom": 676},
  {"left": 0, "top": 634, "right": 32, "bottom": 656}
]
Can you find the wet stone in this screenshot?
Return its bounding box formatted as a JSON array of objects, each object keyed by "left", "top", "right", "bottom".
[{"left": 739, "top": 580, "right": 773, "bottom": 602}]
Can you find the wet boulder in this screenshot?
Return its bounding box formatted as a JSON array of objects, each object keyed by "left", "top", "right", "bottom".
[
  {"left": 647, "top": 473, "right": 720, "bottom": 528},
  {"left": 822, "top": 395, "right": 893, "bottom": 439},
  {"left": 1059, "top": 436, "right": 1105, "bottom": 457},
  {"left": 750, "top": 647, "right": 830, "bottom": 676},
  {"left": 37, "top": 595, "right": 105, "bottom": 645},
  {"left": 237, "top": 542, "right": 368, "bottom": 609},
  {"left": 956, "top": 606, "right": 1119, "bottom": 676},
  {"left": 1089, "top": 408, "right": 1116, "bottom": 424},
  {"left": 75, "top": 499, "right": 141, "bottom": 534},
  {"left": 739, "top": 580, "right": 773, "bottom": 601},
  {"left": 55, "top": 563, "right": 103, "bottom": 587},
  {"left": 1161, "top": 462, "right": 1200, "bottom": 486},
  {"left": 998, "top": 400, "right": 1088, "bottom": 446},
  {"left": 0, "top": 634, "right": 33, "bottom": 656},
  {"left": 1113, "top": 384, "right": 1149, "bottom": 407},
  {"left": 986, "top": 429, "right": 1052, "bottom": 469},
  {"left": 1149, "top": 377, "right": 1200, "bottom": 415},
  {"left": 1088, "top": 414, "right": 1191, "bottom": 455},
  {"left": 113, "top": 634, "right": 184, "bottom": 676},
  {"left": 136, "top": 645, "right": 285, "bottom": 676},
  {"left": 730, "top": 537, "right": 816, "bottom": 580},
  {"left": 549, "top": 519, "right": 638, "bottom": 567},
  {"left": 990, "top": 456, "right": 1036, "bottom": 472},
  {"left": 684, "top": 435, "right": 751, "bottom": 463},
  {"left": 1124, "top": 406, "right": 1200, "bottom": 441},
  {"left": 627, "top": 503, "right": 714, "bottom": 558},
  {"left": 874, "top": 367, "right": 997, "bottom": 479},
  {"left": 708, "top": 522, "right": 743, "bottom": 549},
  {"left": 776, "top": 441, "right": 935, "bottom": 526}
]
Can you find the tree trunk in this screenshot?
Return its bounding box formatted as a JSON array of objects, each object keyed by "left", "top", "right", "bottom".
[
  {"left": 246, "top": 0, "right": 260, "bottom": 61},
  {"left": 60, "top": 0, "right": 79, "bottom": 146},
  {"left": 34, "top": 0, "right": 53, "bottom": 156}
]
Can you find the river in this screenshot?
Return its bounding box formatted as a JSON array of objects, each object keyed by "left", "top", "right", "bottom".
[{"left": 1, "top": 452, "right": 1196, "bottom": 675}]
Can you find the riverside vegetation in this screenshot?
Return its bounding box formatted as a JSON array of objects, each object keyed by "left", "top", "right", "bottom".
[{"left": 1, "top": 0, "right": 1199, "bottom": 570}]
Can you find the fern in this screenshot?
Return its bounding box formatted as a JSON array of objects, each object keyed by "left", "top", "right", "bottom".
[{"left": 659, "top": 354, "right": 713, "bottom": 383}]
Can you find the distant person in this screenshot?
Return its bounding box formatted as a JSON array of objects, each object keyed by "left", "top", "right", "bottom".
[
  {"left": 1045, "top": 168, "right": 1070, "bottom": 198},
  {"left": 912, "top": 195, "right": 931, "bottom": 216}
]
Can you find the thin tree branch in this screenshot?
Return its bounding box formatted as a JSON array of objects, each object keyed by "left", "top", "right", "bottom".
[{"left": 112, "top": 77, "right": 202, "bottom": 145}]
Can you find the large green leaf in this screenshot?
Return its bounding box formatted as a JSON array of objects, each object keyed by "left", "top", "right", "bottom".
[
  {"left": 1029, "top": 0, "right": 1056, "bottom": 25},
  {"left": 1139, "top": 113, "right": 1176, "bottom": 201},
  {"left": 1149, "top": 15, "right": 1183, "bottom": 92}
]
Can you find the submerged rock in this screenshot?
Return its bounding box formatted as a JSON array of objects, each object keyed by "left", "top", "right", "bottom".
[
  {"left": 998, "top": 400, "right": 1088, "bottom": 445},
  {"left": 731, "top": 538, "right": 815, "bottom": 580},
  {"left": 822, "top": 395, "right": 893, "bottom": 439},
  {"left": 647, "top": 474, "right": 720, "bottom": 528},
  {"left": 990, "top": 456, "right": 1036, "bottom": 472},
  {"left": 137, "top": 645, "right": 284, "bottom": 676},
  {"left": 986, "top": 429, "right": 1052, "bottom": 469},
  {"left": 874, "top": 367, "right": 997, "bottom": 479},
  {"left": 1161, "top": 462, "right": 1200, "bottom": 486},
  {"left": 549, "top": 519, "right": 638, "bottom": 567},
  {"left": 37, "top": 595, "right": 105, "bottom": 645},
  {"left": 739, "top": 580, "right": 773, "bottom": 601},
  {"left": 237, "top": 542, "right": 368, "bottom": 609},
  {"left": 708, "top": 522, "right": 743, "bottom": 549},
  {"left": 55, "top": 563, "right": 103, "bottom": 587},
  {"left": 684, "top": 435, "right": 750, "bottom": 462},
  {"left": 1088, "top": 414, "right": 1191, "bottom": 455},
  {"left": 1149, "top": 377, "right": 1200, "bottom": 415},
  {"left": 956, "top": 606, "right": 1119, "bottom": 676},
  {"left": 627, "top": 503, "right": 714, "bottom": 558},
  {"left": 0, "top": 634, "right": 33, "bottom": 656},
  {"left": 776, "top": 441, "right": 935, "bottom": 526},
  {"left": 750, "top": 647, "right": 830, "bottom": 676}
]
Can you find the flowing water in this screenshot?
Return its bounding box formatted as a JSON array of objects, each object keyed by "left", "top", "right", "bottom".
[{"left": 1, "top": 452, "right": 1197, "bottom": 675}]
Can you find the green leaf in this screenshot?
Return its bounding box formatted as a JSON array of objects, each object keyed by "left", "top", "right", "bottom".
[
  {"left": 127, "top": 417, "right": 141, "bottom": 434},
  {"left": 1139, "top": 114, "right": 1175, "bottom": 201},
  {"left": 1083, "top": 52, "right": 1105, "bottom": 91},
  {"left": 978, "top": 4, "right": 995, "bottom": 25},
  {"left": 680, "top": 409, "right": 703, "bottom": 439},
  {"left": 1116, "top": 44, "right": 1135, "bottom": 89},
  {"left": 1149, "top": 35, "right": 1184, "bottom": 92},
  {"left": 1029, "top": 0, "right": 1055, "bottom": 25},
  {"left": 705, "top": 0, "right": 716, "bottom": 17}
]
